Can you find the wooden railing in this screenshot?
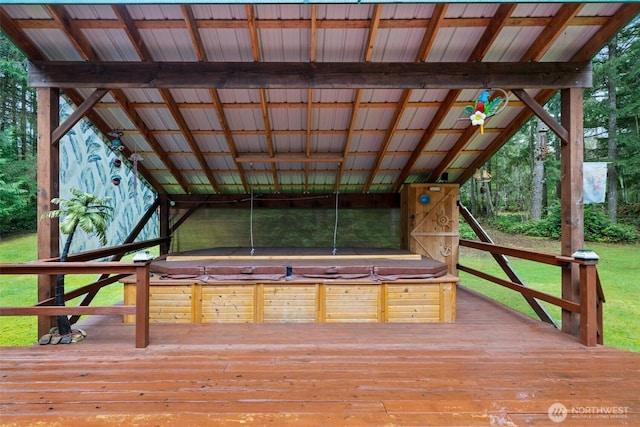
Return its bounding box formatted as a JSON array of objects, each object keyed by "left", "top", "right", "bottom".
[
  {"left": 0, "top": 262, "right": 150, "bottom": 348},
  {"left": 458, "top": 239, "right": 604, "bottom": 347}
]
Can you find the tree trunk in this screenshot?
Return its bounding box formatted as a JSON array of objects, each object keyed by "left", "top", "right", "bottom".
[
  {"left": 532, "top": 119, "right": 546, "bottom": 220},
  {"left": 55, "top": 227, "right": 76, "bottom": 336},
  {"left": 607, "top": 38, "right": 618, "bottom": 223}
]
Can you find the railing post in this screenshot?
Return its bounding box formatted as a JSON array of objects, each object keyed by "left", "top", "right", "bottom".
[
  {"left": 135, "top": 262, "right": 150, "bottom": 348},
  {"left": 574, "top": 250, "right": 599, "bottom": 347}
]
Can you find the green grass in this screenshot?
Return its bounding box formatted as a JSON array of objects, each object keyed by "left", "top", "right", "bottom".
[
  {"left": 459, "top": 240, "right": 640, "bottom": 352},
  {"left": 0, "top": 233, "right": 156, "bottom": 346}
]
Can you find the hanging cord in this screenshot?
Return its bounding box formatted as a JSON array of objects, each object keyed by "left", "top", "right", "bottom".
[
  {"left": 249, "top": 164, "right": 255, "bottom": 256},
  {"left": 249, "top": 185, "right": 255, "bottom": 256},
  {"left": 332, "top": 190, "right": 339, "bottom": 255}
]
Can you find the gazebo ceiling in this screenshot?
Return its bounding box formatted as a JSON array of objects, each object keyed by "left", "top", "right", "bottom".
[{"left": 2, "top": 2, "right": 638, "bottom": 196}]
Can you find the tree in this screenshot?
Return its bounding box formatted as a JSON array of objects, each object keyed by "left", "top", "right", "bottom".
[{"left": 41, "top": 189, "right": 112, "bottom": 340}]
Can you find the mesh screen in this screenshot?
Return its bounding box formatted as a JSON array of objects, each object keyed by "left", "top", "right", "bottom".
[{"left": 171, "top": 208, "right": 401, "bottom": 253}]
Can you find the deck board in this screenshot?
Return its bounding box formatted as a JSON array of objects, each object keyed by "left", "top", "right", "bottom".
[{"left": 1, "top": 286, "right": 638, "bottom": 426}]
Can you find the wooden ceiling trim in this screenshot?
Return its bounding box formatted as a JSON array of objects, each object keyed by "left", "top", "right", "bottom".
[
  {"left": 114, "top": 100, "right": 519, "bottom": 110},
  {"left": 27, "top": 61, "right": 593, "bottom": 89},
  {"left": 110, "top": 89, "right": 191, "bottom": 193},
  {"left": 209, "top": 89, "right": 248, "bottom": 193},
  {"left": 7, "top": 15, "right": 613, "bottom": 32},
  {"left": 62, "top": 88, "right": 164, "bottom": 193},
  {"left": 335, "top": 89, "right": 362, "bottom": 193},
  {"left": 520, "top": 3, "right": 583, "bottom": 62},
  {"left": 181, "top": 5, "right": 206, "bottom": 62},
  {"left": 44, "top": 5, "right": 98, "bottom": 61},
  {"left": 159, "top": 88, "right": 221, "bottom": 193}
]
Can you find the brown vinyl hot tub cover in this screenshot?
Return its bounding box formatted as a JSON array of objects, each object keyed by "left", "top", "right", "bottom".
[{"left": 150, "top": 248, "right": 448, "bottom": 281}]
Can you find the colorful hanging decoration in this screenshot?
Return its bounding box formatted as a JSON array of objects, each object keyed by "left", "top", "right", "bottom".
[
  {"left": 111, "top": 174, "right": 121, "bottom": 186},
  {"left": 108, "top": 130, "right": 125, "bottom": 152},
  {"left": 463, "top": 89, "right": 508, "bottom": 134}
]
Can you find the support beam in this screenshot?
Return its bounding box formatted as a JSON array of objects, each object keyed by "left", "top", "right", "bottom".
[
  {"left": 169, "top": 193, "right": 400, "bottom": 209},
  {"left": 560, "top": 87, "right": 584, "bottom": 337},
  {"left": 28, "top": 61, "right": 592, "bottom": 90},
  {"left": 52, "top": 88, "right": 108, "bottom": 145},
  {"left": 512, "top": 89, "right": 569, "bottom": 144},
  {"left": 159, "top": 195, "right": 171, "bottom": 256},
  {"left": 36, "top": 88, "right": 60, "bottom": 338}
]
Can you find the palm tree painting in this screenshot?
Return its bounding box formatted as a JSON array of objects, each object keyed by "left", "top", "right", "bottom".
[{"left": 40, "top": 189, "right": 113, "bottom": 344}]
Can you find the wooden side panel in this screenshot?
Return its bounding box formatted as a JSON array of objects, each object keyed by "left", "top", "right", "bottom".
[
  {"left": 440, "top": 282, "right": 456, "bottom": 322},
  {"left": 401, "top": 184, "right": 459, "bottom": 275},
  {"left": 386, "top": 283, "right": 441, "bottom": 323},
  {"left": 324, "top": 285, "right": 380, "bottom": 323},
  {"left": 123, "top": 283, "right": 136, "bottom": 323},
  {"left": 201, "top": 285, "right": 254, "bottom": 323},
  {"left": 149, "top": 286, "right": 192, "bottom": 323},
  {"left": 263, "top": 285, "right": 317, "bottom": 323}
]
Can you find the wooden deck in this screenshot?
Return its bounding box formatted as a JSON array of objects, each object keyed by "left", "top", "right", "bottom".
[{"left": 1, "top": 286, "right": 638, "bottom": 426}]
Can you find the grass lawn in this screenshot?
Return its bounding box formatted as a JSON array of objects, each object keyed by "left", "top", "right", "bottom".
[
  {"left": 459, "top": 231, "right": 640, "bottom": 353},
  {"left": 0, "top": 233, "right": 155, "bottom": 346},
  {"left": 1, "top": 232, "right": 638, "bottom": 352}
]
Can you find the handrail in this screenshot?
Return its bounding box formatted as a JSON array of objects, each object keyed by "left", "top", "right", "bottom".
[
  {"left": 38, "top": 237, "right": 169, "bottom": 263},
  {"left": 459, "top": 238, "right": 604, "bottom": 347},
  {"left": 0, "top": 262, "right": 150, "bottom": 348}
]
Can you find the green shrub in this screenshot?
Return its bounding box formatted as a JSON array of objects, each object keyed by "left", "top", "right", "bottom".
[{"left": 488, "top": 204, "right": 638, "bottom": 243}]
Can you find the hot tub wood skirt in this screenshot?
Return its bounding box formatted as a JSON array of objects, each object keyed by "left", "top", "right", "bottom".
[{"left": 123, "top": 276, "right": 457, "bottom": 324}]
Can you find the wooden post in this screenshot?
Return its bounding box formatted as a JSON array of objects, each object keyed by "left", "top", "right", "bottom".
[
  {"left": 560, "top": 88, "right": 584, "bottom": 337},
  {"left": 159, "top": 194, "right": 171, "bottom": 255},
  {"left": 579, "top": 260, "right": 598, "bottom": 346},
  {"left": 135, "top": 262, "right": 150, "bottom": 348},
  {"left": 36, "top": 88, "right": 60, "bottom": 338}
]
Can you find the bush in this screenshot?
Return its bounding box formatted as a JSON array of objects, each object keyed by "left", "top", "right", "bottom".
[{"left": 489, "top": 204, "right": 638, "bottom": 243}]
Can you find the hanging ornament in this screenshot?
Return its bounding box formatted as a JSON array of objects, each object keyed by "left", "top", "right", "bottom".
[
  {"left": 463, "top": 89, "right": 508, "bottom": 134},
  {"left": 111, "top": 174, "right": 121, "bottom": 186},
  {"left": 129, "top": 153, "right": 143, "bottom": 192},
  {"left": 112, "top": 158, "right": 122, "bottom": 168},
  {"left": 108, "top": 130, "right": 125, "bottom": 152}
]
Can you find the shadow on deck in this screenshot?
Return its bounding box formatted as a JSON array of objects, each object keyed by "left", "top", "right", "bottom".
[{"left": 1, "top": 286, "right": 638, "bottom": 426}]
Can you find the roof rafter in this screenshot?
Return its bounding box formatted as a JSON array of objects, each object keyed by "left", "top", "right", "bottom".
[
  {"left": 45, "top": 5, "right": 99, "bottom": 61},
  {"left": 209, "top": 88, "right": 248, "bottom": 193},
  {"left": 335, "top": 89, "right": 362, "bottom": 193},
  {"left": 159, "top": 88, "right": 221, "bottom": 193},
  {"left": 181, "top": 5, "right": 206, "bottom": 62}
]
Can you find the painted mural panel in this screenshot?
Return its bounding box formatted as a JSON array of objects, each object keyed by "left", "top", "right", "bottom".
[{"left": 57, "top": 99, "right": 158, "bottom": 255}]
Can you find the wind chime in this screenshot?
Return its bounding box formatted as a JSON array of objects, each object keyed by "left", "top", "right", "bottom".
[
  {"left": 463, "top": 89, "right": 508, "bottom": 134},
  {"left": 108, "top": 130, "right": 124, "bottom": 186}
]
